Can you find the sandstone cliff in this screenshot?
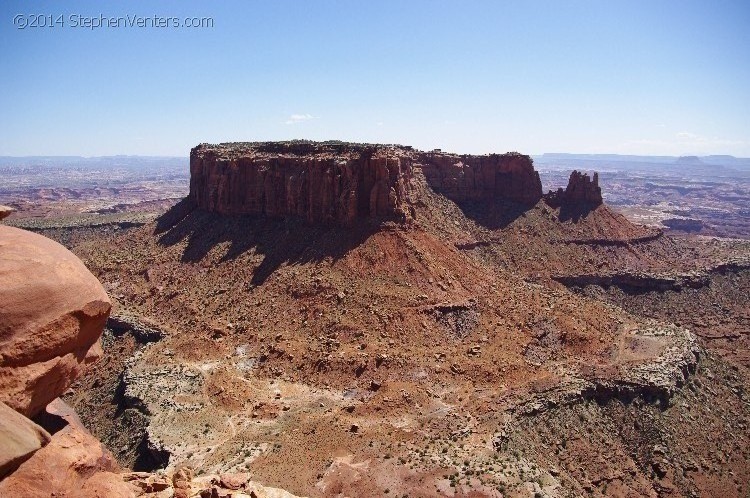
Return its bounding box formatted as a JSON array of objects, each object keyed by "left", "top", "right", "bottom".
[
  {"left": 416, "top": 150, "right": 542, "bottom": 205},
  {"left": 190, "top": 142, "right": 414, "bottom": 226},
  {"left": 188, "top": 141, "right": 543, "bottom": 226}
]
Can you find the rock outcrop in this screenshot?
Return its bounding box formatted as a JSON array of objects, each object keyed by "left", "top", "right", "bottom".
[
  {"left": 0, "top": 226, "right": 111, "bottom": 417},
  {"left": 0, "top": 421, "right": 135, "bottom": 498},
  {"left": 190, "top": 141, "right": 415, "bottom": 226},
  {"left": 662, "top": 217, "right": 703, "bottom": 232},
  {"left": 0, "top": 401, "right": 51, "bottom": 478},
  {"left": 188, "top": 141, "right": 543, "bottom": 226},
  {"left": 0, "top": 205, "right": 13, "bottom": 221},
  {"left": 123, "top": 468, "right": 306, "bottom": 498},
  {"left": 416, "top": 150, "right": 542, "bottom": 205},
  {"left": 544, "top": 170, "right": 603, "bottom": 209},
  {"left": 0, "top": 225, "right": 302, "bottom": 497}
]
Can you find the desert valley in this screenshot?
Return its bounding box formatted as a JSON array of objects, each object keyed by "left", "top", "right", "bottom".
[{"left": 1, "top": 141, "right": 749, "bottom": 497}]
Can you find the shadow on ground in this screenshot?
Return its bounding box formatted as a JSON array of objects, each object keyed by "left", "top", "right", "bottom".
[
  {"left": 557, "top": 202, "right": 598, "bottom": 223},
  {"left": 451, "top": 199, "right": 536, "bottom": 230},
  {"left": 154, "top": 199, "right": 380, "bottom": 286}
]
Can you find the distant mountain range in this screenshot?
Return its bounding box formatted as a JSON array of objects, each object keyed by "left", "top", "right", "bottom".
[
  {"left": 1, "top": 153, "right": 749, "bottom": 173},
  {"left": 535, "top": 153, "right": 750, "bottom": 166},
  {"left": 533, "top": 153, "right": 750, "bottom": 174},
  {"left": 0, "top": 156, "right": 187, "bottom": 170}
]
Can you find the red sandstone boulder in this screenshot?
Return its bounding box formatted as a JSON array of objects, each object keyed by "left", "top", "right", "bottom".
[
  {"left": 0, "top": 226, "right": 111, "bottom": 417},
  {"left": 0, "top": 423, "right": 135, "bottom": 498},
  {"left": 0, "top": 401, "right": 51, "bottom": 478}
]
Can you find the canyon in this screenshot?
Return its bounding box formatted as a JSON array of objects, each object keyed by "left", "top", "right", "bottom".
[{"left": 1, "top": 141, "right": 749, "bottom": 497}]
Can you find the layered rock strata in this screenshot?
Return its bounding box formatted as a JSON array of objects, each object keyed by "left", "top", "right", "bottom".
[
  {"left": 189, "top": 141, "right": 544, "bottom": 226},
  {"left": 416, "top": 150, "right": 542, "bottom": 205},
  {"left": 190, "top": 142, "right": 415, "bottom": 226}
]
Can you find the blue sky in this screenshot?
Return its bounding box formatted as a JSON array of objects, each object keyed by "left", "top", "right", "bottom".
[{"left": 1, "top": 0, "right": 748, "bottom": 156}]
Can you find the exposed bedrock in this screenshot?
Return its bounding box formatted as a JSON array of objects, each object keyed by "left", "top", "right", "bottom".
[
  {"left": 0, "top": 205, "right": 14, "bottom": 221},
  {"left": 513, "top": 324, "right": 700, "bottom": 415},
  {"left": 189, "top": 142, "right": 415, "bottom": 226},
  {"left": 544, "top": 169, "right": 603, "bottom": 209},
  {"left": 0, "top": 226, "right": 111, "bottom": 417},
  {"left": 554, "top": 258, "right": 750, "bottom": 293},
  {"left": 188, "top": 141, "right": 544, "bottom": 226},
  {"left": 415, "top": 150, "right": 542, "bottom": 205}
]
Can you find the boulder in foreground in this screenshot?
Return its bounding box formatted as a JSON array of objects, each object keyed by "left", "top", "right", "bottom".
[
  {"left": 0, "top": 422, "right": 134, "bottom": 498},
  {"left": 0, "top": 226, "right": 111, "bottom": 417},
  {"left": 0, "top": 401, "right": 51, "bottom": 479}
]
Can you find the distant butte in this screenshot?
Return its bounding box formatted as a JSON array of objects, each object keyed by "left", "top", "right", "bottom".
[{"left": 188, "top": 141, "right": 547, "bottom": 226}]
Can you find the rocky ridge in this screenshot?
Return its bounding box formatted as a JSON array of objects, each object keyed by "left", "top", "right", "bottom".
[
  {"left": 553, "top": 257, "right": 750, "bottom": 292},
  {"left": 512, "top": 323, "right": 700, "bottom": 415}
]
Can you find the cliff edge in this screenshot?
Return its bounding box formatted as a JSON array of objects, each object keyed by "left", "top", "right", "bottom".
[{"left": 188, "top": 141, "right": 544, "bottom": 226}]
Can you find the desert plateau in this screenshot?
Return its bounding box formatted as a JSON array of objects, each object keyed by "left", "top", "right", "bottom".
[
  {"left": 2, "top": 141, "right": 749, "bottom": 497},
  {"left": 2, "top": 2, "right": 748, "bottom": 497}
]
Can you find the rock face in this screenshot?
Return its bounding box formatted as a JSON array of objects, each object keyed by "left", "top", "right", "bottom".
[
  {"left": 0, "top": 226, "right": 111, "bottom": 417},
  {"left": 416, "top": 150, "right": 542, "bottom": 205},
  {"left": 190, "top": 142, "right": 415, "bottom": 226},
  {"left": 0, "top": 401, "right": 51, "bottom": 478},
  {"left": 0, "top": 422, "right": 135, "bottom": 498},
  {"left": 662, "top": 217, "right": 704, "bottom": 233},
  {"left": 189, "top": 141, "right": 543, "bottom": 226},
  {"left": 544, "top": 170, "right": 603, "bottom": 209}
]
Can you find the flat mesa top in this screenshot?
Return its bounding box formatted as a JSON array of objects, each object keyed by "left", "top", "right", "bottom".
[
  {"left": 191, "top": 141, "right": 415, "bottom": 161},
  {"left": 191, "top": 141, "right": 529, "bottom": 162}
]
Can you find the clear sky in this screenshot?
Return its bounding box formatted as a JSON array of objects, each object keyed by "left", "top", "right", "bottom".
[{"left": 1, "top": 0, "right": 748, "bottom": 157}]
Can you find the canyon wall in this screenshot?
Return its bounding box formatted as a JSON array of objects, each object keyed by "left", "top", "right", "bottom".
[
  {"left": 189, "top": 142, "right": 544, "bottom": 226},
  {"left": 190, "top": 142, "right": 414, "bottom": 226},
  {"left": 416, "top": 151, "right": 542, "bottom": 205}
]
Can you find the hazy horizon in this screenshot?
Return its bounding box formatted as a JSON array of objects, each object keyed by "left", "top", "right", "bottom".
[
  {"left": 1, "top": 150, "right": 749, "bottom": 161},
  {"left": 2, "top": 0, "right": 748, "bottom": 157}
]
